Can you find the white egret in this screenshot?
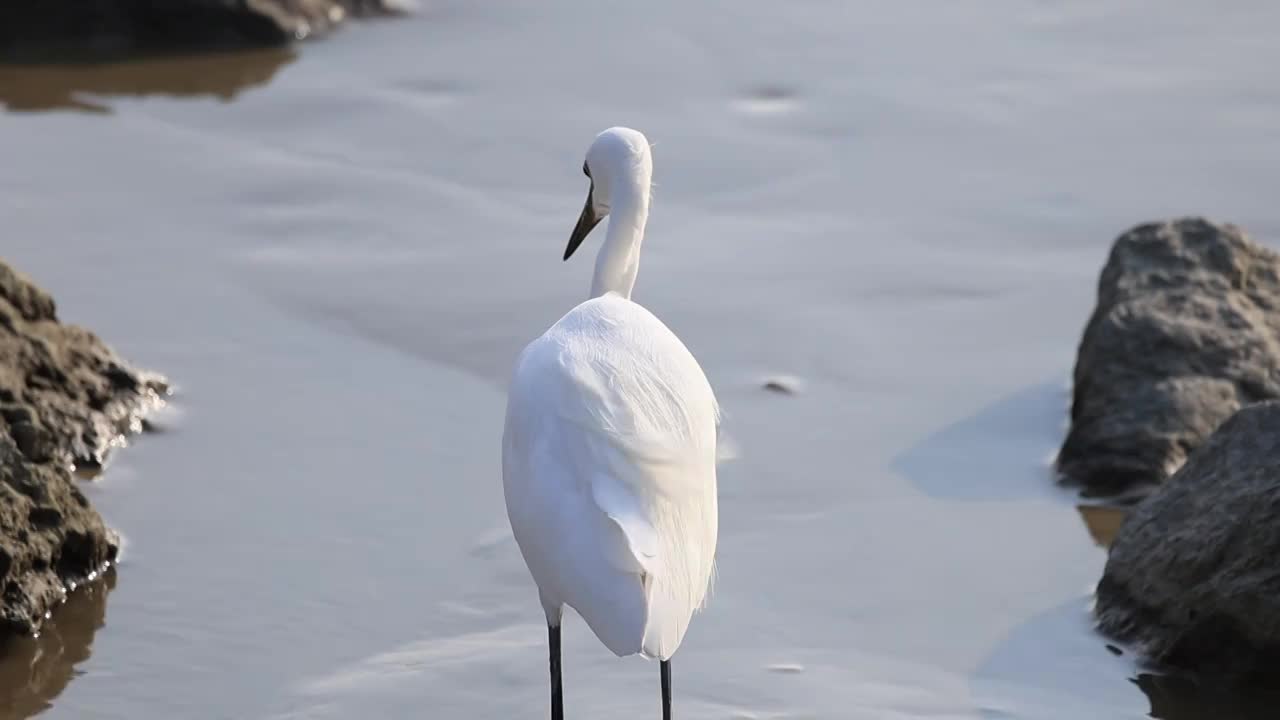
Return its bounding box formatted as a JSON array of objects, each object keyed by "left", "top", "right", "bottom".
[{"left": 502, "top": 127, "right": 719, "bottom": 720}]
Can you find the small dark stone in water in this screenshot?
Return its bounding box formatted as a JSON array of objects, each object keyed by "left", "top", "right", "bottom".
[
  {"left": 762, "top": 376, "right": 801, "bottom": 395},
  {"left": 753, "top": 85, "right": 794, "bottom": 101}
]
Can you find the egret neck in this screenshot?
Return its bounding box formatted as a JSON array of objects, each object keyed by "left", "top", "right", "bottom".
[{"left": 590, "top": 165, "right": 651, "bottom": 300}]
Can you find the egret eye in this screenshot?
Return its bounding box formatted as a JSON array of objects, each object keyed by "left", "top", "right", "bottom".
[{"left": 583, "top": 162, "right": 591, "bottom": 179}]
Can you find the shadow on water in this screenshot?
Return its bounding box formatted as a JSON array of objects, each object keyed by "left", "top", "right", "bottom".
[
  {"left": 972, "top": 595, "right": 1139, "bottom": 719},
  {"left": 0, "top": 48, "right": 295, "bottom": 113},
  {"left": 897, "top": 382, "right": 1278, "bottom": 718},
  {"left": 892, "top": 380, "right": 1068, "bottom": 502},
  {"left": 0, "top": 569, "right": 114, "bottom": 720}
]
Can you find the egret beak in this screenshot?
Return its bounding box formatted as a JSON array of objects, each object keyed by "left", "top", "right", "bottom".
[{"left": 564, "top": 186, "right": 601, "bottom": 260}]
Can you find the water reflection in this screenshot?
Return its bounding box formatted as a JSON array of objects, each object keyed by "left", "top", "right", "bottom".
[
  {"left": 1075, "top": 504, "right": 1126, "bottom": 549},
  {"left": 0, "top": 49, "right": 295, "bottom": 113},
  {"left": 0, "top": 569, "right": 114, "bottom": 719}
]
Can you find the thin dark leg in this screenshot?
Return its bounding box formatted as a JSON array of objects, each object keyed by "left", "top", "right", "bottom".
[
  {"left": 549, "top": 624, "right": 564, "bottom": 720},
  {"left": 660, "top": 659, "right": 672, "bottom": 720}
]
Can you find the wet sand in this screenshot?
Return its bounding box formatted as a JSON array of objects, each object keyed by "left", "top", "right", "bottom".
[{"left": 3, "top": 1, "right": 1280, "bottom": 718}]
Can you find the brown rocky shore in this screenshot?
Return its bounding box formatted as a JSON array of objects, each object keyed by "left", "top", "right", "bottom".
[{"left": 0, "top": 260, "right": 165, "bottom": 638}]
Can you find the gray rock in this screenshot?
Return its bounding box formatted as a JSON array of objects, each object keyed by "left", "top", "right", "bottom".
[
  {"left": 1135, "top": 671, "right": 1280, "bottom": 720},
  {"left": 0, "top": 259, "right": 164, "bottom": 638},
  {"left": 1058, "top": 217, "right": 1280, "bottom": 495},
  {"left": 0, "top": 1, "right": 406, "bottom": 63},
  {"left": 1095, "top": 401, "right": 1280, "bottom": 681}
]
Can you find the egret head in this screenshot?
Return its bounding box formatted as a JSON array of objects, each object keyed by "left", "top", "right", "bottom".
[{"left": 564, "top": 127, "right": 653, "bottom": 260}]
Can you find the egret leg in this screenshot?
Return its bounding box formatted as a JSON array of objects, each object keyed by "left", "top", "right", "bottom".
[
  {"left": 549, "top": 623, "right": 564, "bottom": 720},
  {"left": 660, "top": 659, "right": 672, "bottom": 720}
]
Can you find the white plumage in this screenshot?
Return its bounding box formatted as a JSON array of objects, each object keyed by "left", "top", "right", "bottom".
[
  {"left": 502, "top": 127, "right": 719, "bottom": 717},
  {"left": 504, "top": 294, "right": 719, "bottom": 657}
]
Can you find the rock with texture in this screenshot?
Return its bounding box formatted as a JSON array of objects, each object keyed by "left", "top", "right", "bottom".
[
  {"left": 1096, "top": 401, "right": 1280, "bottom": 681},
  {"left": 0, "top": 1, "right": 406, "bottom": 63},
  {"left": 1058, "top": 217, "right": 1280, "bottom": 495},
  {"left": 0, "top": 259, "right": 164, "bottom": 637}
]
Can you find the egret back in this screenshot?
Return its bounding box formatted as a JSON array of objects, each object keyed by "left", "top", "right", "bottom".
[{"left": 502, "top": 293, "right": 719, "bottom": 660}]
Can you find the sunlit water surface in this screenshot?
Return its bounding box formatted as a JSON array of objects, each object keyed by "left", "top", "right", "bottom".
[{"left": 3, "top": 2, "right": 1280, "bottom": 718}]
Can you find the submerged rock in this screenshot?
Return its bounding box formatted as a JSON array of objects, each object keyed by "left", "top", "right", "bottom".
[
  {"left": 1095, "top": 401, "right": 1280, "bottom": 681},
  {"left": 761, "top": 375, "right": 802, "bottom": 395},
  {"left": 0, "top": 1, "right": 409, "bottom": 63},
  {"left": 1057, "top": 217, "right": 1280, "bottom": 495},
  {"left": 0, "top": 260, "right": 164, "bottom": 637}
]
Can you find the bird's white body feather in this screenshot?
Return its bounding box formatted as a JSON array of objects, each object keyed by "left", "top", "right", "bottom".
[{"left": 503, "top": 292, "right": 719, "bottom": 660}]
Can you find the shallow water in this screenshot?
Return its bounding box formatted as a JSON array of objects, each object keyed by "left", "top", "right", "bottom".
[{"left": 2, "top": 1, "right": 1280, "bottom": 718}]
